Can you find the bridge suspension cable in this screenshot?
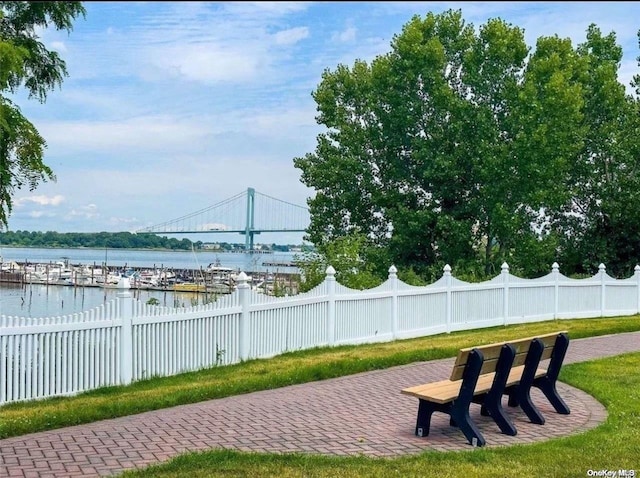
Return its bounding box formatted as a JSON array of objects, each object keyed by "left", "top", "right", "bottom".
[
  {"left": 136, "top": 188, "right": 310, "bottom": 250},
  {"left": 253, "top": 191, "right": 310, "bottom": 231},
  {"left": 137, "top": 191, "right": 247, "bottom": 233}
]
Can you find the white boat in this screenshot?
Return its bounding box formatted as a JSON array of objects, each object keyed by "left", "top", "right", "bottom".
[
  {"left": 207, "top": 263, "right": 234, "bottom": 275},
  {"left": 1, "top": 259, "right": 21, "bottom": 272},
  {"left": 135, "top": 268, "right": 175, "bottom": 288}
]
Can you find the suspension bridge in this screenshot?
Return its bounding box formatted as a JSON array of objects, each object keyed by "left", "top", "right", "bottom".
[{"left": 136, "top": 188, "right": 310, "bottom": 250}]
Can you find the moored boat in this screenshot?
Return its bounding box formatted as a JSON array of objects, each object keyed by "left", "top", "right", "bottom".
[{"left": 173, "top": 282, "right": 207, "bottom": 292}]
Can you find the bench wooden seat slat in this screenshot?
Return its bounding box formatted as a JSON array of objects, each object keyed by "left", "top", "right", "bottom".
[{"left": 401, "top": 331, "right": 570, "bottom": 447}]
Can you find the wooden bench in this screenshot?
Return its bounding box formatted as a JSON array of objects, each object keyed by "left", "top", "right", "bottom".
[{"left": 401, "top": 331, "right": 570, "bottom": 447}]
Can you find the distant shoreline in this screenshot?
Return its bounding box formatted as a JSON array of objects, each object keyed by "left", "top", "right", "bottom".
[
  {"left": 0, "top": 231, "right": 309, "bottom": 254},
  {"left": 0, "top": 245, "right": 201, "bottom": 253}
]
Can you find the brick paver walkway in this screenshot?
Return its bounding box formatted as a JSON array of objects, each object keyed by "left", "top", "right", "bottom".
[{"left": 1, "top": 331, "right": 639, "bottom": 477}]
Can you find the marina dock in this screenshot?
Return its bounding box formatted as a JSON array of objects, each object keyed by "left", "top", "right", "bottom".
[{"left": 0, "top": 259, "right": 301, "bottom": 296}]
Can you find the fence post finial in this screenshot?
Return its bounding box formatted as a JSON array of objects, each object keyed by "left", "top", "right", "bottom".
[
  {"left": 501, "top": 262, "right": 509, "bottom": 326},
  {"left": 237, "top": 271, "right": 249, "bottom": 285},
  {"left": 599, "top": 264, "right": 606, "bottom": 317}
]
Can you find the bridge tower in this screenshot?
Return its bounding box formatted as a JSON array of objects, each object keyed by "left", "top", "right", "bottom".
[{"left": 240, "top": 187, "right": 260, "bottom": 250}]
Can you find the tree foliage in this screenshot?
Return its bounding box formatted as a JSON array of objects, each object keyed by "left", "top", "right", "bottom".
[
  {"left": 554, "top": 26, "right": 640, "bottom": 277},
  {"left": 295, "top": 233, "right": 383, "bottom": 291},
  {"left": 295, "top": 9, "right": 640, "bottom": 281},
  {"left": 0, "top": 1, "right": 86, "bottom": 228}
]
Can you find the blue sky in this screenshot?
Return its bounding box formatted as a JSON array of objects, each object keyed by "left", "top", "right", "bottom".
[{"left": 7, "top": 1, "right": 640, "bottom": 245}]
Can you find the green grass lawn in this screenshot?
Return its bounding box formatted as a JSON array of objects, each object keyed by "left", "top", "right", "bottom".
[{"left": 1, "top": 316, "right": 639, "bottom": 477}]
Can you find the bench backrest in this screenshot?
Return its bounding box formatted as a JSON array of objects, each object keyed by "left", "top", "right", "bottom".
[{"left": 449, "top": 331, "right": 568, "bottom": 381}]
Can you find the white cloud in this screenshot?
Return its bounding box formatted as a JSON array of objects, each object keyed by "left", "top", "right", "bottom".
[
  {"left": 106, "top": 216, "right": 140, "bottom": 228},
  {"left": 123, "top": 3, "right": 316, "bottom": 87},
  {"left": 37, "top": 115, "right": 211, "bottom": 155},
  {"left": 223, "top": 2, "right": 310, "bottom": 16},
  {"left": 149, "top": 43, "right": 263, "bottom": 83},
  {"left": 68, "top": 204, "right": 99, "bottom": 220},
  {"left": 52, "top": 89, "right": 134, "bottom": 117},
  {"left": 240, "top": 105, "right": 319, "bottom": 137},
  {"left": 27, "top": 210, "right": 58, "bottom": 219},
  {"left": 15, "top": 195, "right": 65, "bottom": 207},
  {"left": 274, "top": 27, "right": 309, "bottom": 45},
  {"left": 50, "top": 41, "right": 67, "bottom": 52},
  {"left": 332, "top": 26, "right": 357, "bottom": 43}
]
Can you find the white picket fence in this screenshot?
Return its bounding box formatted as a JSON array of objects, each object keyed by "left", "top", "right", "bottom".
[{"left": 1, "top": 262, "right": 639, "bottom": 406}]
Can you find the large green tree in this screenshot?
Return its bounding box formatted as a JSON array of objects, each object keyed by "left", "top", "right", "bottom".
[
  {"left": 295, "top": 9, "right": 640, "bottom": 280},
  {"left": 0, "top": 1, "right": 85, "bottom": 227},
  {"left": 553, "top": 26, "right": 640, "bottom": 277}
]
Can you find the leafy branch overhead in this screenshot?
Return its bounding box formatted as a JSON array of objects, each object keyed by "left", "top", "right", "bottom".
[
  {"left": 294, "top": 9, "right": 640, "bottom": 281},
  {"left": 0, "top": 1, "right": 86, "bottom": 228}
]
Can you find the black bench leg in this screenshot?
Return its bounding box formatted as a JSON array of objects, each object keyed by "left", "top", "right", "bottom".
[
  {"left": 483, "top": 388, "right": 518, "bottom": 436},
  {"left": 479, "top": 394, "right": 517, "bottom": 435},
  {"left": 451, "top": 349, "right": 486, "bottom": 447},
  {"left": 535, "top": 376, "right": 570, "bottom": 414},
  {"left": 513, "top": 338, "right": 546, "bottom": 425},
  {"left": 451, "top": 406, "right": 485, "bottom": 447},
  {"left": 415, "top": 399, "right": 436, "bottom": 437},
  {"left": 483, "top": 344, "right": 518, "bottom": 436},
  {"left": 415, "top": 399, "right": 485, "bottom": 445},
  {"left": 517, "top": 386, "right": 545, "bottom": 425},
  {"left": 416, "top": 349, "right": 486, "bottom": 446},
  {"left": 485, "top": 402, "right": 517, "bottom": 436},
  {"left": 423, "top": 405, "right": 485, "bottom": 447},
  {"left": 534, "top": 332, "right": 570, "bottom": 415}
]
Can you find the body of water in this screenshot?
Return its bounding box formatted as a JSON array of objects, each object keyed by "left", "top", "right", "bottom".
[
  {"left": 0, "top": 282, "right": 221, "bottom": 319},
  {"left": 0, "top": 247, "right": 304, "bottom": 318},
  {"left": 0, "top": 246, "right": 300, "bottom": 272}
]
